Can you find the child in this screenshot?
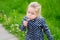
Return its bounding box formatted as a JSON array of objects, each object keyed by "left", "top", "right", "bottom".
[{"left": 20, "top": 2, "right": 53, "bottom": 40}]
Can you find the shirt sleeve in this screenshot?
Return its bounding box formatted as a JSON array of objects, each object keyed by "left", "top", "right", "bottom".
[
  {"left": 41, "top": 18, "right": 53, "bottom": 40},
  {"left": 20, "top": 16, "right": 28, "bottom": 31}
]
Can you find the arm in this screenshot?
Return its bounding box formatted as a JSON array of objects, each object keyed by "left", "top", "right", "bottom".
[
  {"left": 20, "top": 22, "right": 26, "bottom": 31},
  {"left": 20, "top": 16, "right": 28, "bottom": 31},
  {"left": 41, "top": 18, "right": 53, "bottom": 40}
]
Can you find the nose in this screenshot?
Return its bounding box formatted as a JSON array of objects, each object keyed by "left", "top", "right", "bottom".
[
  {"left": 28, "top": 13, "right": 31, "bottom": 16},
  {"left": 27, "top": 13, "right": 31, "bottom": 18}
]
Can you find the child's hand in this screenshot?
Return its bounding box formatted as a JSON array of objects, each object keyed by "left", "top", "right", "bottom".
[{"left": 23, "top": 21, "right": 28, "bottom": 27}]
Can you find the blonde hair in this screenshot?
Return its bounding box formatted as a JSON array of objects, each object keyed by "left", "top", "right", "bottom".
[{"left": 28, "top": 2, "right": 41, "bottom": 16}]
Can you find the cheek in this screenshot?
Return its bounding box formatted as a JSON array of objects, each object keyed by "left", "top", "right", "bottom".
[
  {"left": 31, "top": 15, "right": 36, "bottom": 18},
  {"left": 27, "top": 13, "right": 29, "bottom": 17}
]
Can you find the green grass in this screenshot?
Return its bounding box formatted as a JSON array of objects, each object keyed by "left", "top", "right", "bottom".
[
  {"left": 46, "top": 19, "right": 60, "bottom": 40},
  {"left": 0, "top": 0, "right": 60, "bottom": 40},
  {"left": 2, "top": 13, "right": 26, "bottom": 40}
]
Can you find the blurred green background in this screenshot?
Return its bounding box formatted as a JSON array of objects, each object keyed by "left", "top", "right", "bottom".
[{"left": 0, "top": 0, "right": 60, "bottom": 40}]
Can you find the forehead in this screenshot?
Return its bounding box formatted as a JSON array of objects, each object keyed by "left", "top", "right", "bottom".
[{"left": 27, "top": 7, "right": 35, "bottom": 12}]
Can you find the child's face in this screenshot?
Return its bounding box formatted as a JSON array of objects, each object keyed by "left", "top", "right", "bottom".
[{"left": 27, "top": 7, "right": 38, "bottom": 20}]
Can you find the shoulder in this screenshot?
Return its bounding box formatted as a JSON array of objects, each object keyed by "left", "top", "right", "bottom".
[
  {"left": 37, "top": 16, "right": 46, "bottom": 23},
  {"left": 38, "top": 16, "right": 45, "bottom": 21}
]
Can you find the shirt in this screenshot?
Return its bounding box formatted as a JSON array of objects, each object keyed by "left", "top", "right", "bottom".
[{"left": 20, "top": 16, "right": 53, "bottom": 40}]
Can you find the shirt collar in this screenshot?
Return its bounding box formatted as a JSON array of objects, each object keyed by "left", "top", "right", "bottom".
[{"left": 31, "top": 17, "right": 38, "bottom": 22}]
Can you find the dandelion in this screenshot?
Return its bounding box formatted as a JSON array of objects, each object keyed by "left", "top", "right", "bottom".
[
  {"left": 12, "top": 27, "right": 15, "bottom": 31},
  {"left": 4, "top": 14, "right": 6, "bottom": 17},
  {"left": 16, "top": 27, "right": 19, "bottom": 30},
  {"left": 19, "top": 30, "right": 21, "bottom": 32},
  {"left": 22, "top": 34, "right": 25, "bottom": 36},
  {"left": 15, "top": 24, "right": 19, "bottom": 27},
  {"left": 9, "top": 30, "right": 12, "bottom": 32},
  {"left": 10, "top": 24, "right": 14, "bottom": 28}
]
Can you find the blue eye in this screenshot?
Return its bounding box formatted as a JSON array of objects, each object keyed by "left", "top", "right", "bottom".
[
  {"left": 28, "top": 11, "right": 30, "bottom": 13},
  {"left": 28, "top": 11, "right": 34, "bottom": 15}
]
